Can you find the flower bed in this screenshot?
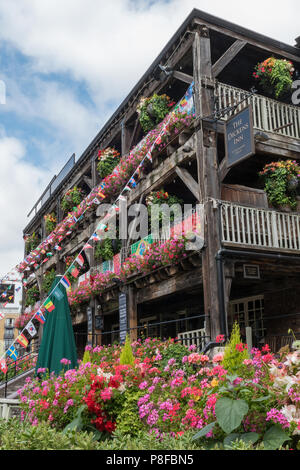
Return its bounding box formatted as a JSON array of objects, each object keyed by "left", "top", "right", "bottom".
[{"left": 17, "top": 334, "right": 300, "bottom": 450}]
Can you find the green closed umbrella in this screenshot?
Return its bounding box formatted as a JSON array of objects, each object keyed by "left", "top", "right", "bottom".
[{"left": 35, "top": 275, "right": 78, "bottom": 376}]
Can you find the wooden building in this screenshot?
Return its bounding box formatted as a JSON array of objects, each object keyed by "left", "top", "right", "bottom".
[{"left": 21, "top": 9, "right": 300, "bottom": 356}]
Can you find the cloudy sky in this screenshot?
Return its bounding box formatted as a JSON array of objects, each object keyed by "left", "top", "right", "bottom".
[{"left": 0, "top": 0, "right": 299, "bottom": 277}]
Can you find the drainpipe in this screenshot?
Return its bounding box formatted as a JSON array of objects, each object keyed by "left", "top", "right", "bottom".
[{"left": 216, "top": 248, "right": 300, "bottom": 340}]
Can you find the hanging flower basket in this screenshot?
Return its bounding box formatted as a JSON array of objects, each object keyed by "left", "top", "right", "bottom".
[
  {"left": 259, "top": 160, "right": 300, "bottom": 210},
  {"left": 97, "top": 147, "right": 120, "bottom": 179},
  {"left": 137, "top": 93, "right": 175, "bottom": 134},
  {"left": 253, "top": 57, "right": 294, "bottom": 99},
  {"left": 44, "top": 213, "right": 57, "bottom": 235},
  {"left": 61, "top": 186, "right": 84, "bottom": 213}
]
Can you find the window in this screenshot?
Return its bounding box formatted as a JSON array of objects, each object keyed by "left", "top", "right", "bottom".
[
  {"left": 5, "top": 318, "right": 14, "bottom": 328},
  {"left": 229, "top": 295, "right": 265, "bottom": 343}
]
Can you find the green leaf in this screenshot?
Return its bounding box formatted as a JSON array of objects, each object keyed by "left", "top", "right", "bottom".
[
  {"left": 62, "top": 405, "right": 86, "bottom": 434},
  {"left": 192, "top": 422, "right": 216, "bottom": 441},
  {"left": 224, "top": 432, "right": 259, "bottom": 449},
  {"left": 223, "top": 433, "right": 240, "bottom": 448},
  {"left": 252, "top": 395, "right": 271, "bottom": 402},
  {"left": 215, "top": 397, "right": 249, "bottom": 434},
  {"left": 263, "top": 425, "right": 290, "bottom": 450}
]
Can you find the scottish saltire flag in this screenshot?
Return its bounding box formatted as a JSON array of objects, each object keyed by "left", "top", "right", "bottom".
[
  {"left": 60, "top": 276, "right": 71, "bottom": 289},
  {"left": 6, "top": 346, "right": 18, "bottom": 361},
  {"left": 36, "top": 310, "right": 46, "bottom": 324},
  {"left": 44, "top": 299, "right": 55, "bottom": 313},
  {"left": 26, "top": 321, "right": 37, "bottom": 337}
]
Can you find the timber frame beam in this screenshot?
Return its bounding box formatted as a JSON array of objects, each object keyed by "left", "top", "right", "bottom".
[{"left": 212, "top": 39, "right": 247, "bottom": 78}]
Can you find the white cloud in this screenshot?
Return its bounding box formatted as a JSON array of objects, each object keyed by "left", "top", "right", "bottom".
[
  {"left": 0, "top": 0, "right": 298, "bottom": 104},
  {"left": 0, "top": 135, "right": 47, "bottom": 277}
]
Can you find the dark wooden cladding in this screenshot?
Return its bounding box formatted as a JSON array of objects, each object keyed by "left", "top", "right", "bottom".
[{"left": 221, "top": 184, "right": 268, "bottom": 208}]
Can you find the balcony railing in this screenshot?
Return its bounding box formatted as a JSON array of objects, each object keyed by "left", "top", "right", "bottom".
[
  {"left": 221, "top": 201, "right": 300, "bottom": 252},
  {"left": 217, "top": 82, "right": 300, "bottom": 140}
]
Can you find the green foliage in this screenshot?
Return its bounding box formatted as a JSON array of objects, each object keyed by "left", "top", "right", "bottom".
[
  {"left": 119, "top": 335, "right": 134, "bottom": 366},
  {"left": 259, "top": 160, "right": 300, "bottom": 210},
  {"left": 215, "top": 397, "right": 249, "bottom": 434},
  {"left": 82, "top": 349, "right": 91, "bottom": 364},
  {"left": 0, "top": 419, "right": 103, "bottom": 450},
  {"left": 25, "top": 284, "right": 40, "bottom": 307},
  {"left": 146, "top": 189, "right": 184, "bottom": 226},
  {"left": 97, "top": 155, "right": 120, "bottom": 179},
  {"left": 41, "top": 269, "right": 56, "bottom": 294},
  {"left": 94, "top": 238, "right": 115, "bottom": 262},
  {"left": 61, "top": 186, "right": 84, "bottom": 213},
  {"left": 254, "top": 57, "right": 294, "bottom": 99},
  {"left": 44, "top": 213, "right": 57, "bottom": 235},
  {"left": 115, "top": 390, "right": 145, "bottom": 436},
  {"left": 159, "top": 341, "right": 188, "bottom": 368},
  {"left": 222, "top": 322, "right": 249, "bottom": 374},
  {"left": 25, "top": 232, "right": 40, "bottom": 255},
  {"left": 100, "top": 429, "right": 202, "bottom": 450},
  {"left": 137, "top": 94, "right": 174, "bottom": 134}
]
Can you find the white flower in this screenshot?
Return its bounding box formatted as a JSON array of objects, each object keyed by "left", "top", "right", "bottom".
[
  {"left": 273, "top": 375, "right": 297, "bottom": 391},
  {"left": 281, "top": 405, "right": 300, "bottom": 435},
  {"left": 284, "top": 351, "right": 300, "bottom": 368}
]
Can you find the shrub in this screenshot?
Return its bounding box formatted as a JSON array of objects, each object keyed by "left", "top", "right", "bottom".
[
  {"left": 0, "top": 419, "right": 102, "bottom": 450},
  {"left": 119, "top": 335, "right": 135, "bottom": 366},
  {"left": 222, "top": 322, "right": 249, "bottom": 373}
]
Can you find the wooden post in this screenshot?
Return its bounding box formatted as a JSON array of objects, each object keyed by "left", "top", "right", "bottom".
[
  {"left": 128, "top": 286, "right": 137, "bottom": 341},
  {"left": 193, "top": 24, "right": 222, "bottom": 340}
]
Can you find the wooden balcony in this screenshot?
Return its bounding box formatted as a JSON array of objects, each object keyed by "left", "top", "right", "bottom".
[
  {"left": 221, "top": 201, "right": 300, "bottom": 253},
  {"left": 217, "top": 82, "right": 300, "bottom": 141}
]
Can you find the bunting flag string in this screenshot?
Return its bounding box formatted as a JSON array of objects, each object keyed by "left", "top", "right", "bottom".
[{"left": 0, "top": 83, "right": 196, "bottom": 369}]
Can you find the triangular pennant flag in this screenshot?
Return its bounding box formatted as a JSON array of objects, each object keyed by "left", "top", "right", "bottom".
[
  {"left": 26, "top": 321, "right": 37, "bottom": 337},
  {"left": 91, "top": 233, "right": 100, "bottom": 241},
  {"left": 83, "top": 243, "right": 93, "bottom": 250}
]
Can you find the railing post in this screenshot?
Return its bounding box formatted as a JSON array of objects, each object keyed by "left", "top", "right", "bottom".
[
  {"left": 261, "top": 96, "right": 269, "bottom": 132},
  {"left": 271, "top": 212, "right": 279, "bottom": 248}
]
